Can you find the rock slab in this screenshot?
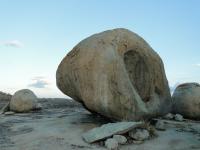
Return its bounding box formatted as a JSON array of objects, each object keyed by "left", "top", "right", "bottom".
[
  {"left": 4, "top": 111, "right": 15, "bottom": 115},
  {"left": 82, "top": 121, "right": 142, "bottom": 143}
]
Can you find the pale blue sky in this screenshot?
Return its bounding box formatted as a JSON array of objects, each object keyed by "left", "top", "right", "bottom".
[{"left": 0, "top": 0, "right": 199, "bottom": 97}]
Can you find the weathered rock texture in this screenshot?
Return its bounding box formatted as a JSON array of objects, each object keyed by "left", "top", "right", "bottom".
[
  {"left": 10, "top": 89, "right": 38, "bottom": 112},
  {"left": 172, "top": 83, "right": 200, "bottom": 119},
  {"left": 56, "top": 28, "right": 171, "bottom": 121}
]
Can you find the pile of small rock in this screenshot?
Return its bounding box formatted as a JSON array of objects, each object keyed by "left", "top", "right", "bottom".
[
  {"left": 82, "top": 121, "right": 156, "bottom": 150},
  {"left": 82, "top": 113, "right": 187, "bottom": 149},
  {"left": 163, "top": 113, "right": 184, "bottom": 121},
  {"left": 154, "top": 113, "right": 184, "bottom": 131},
  {"left": 104, "top": 128, "right": 152, "bottom": 150}
]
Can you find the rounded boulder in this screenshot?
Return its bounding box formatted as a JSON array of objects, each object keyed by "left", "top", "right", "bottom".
[
  {"left": 172, "top": 83, "right": 200, "bottom": 119},
  {"left": 10, "top": 89, "right": 38, "bottom": 112}
]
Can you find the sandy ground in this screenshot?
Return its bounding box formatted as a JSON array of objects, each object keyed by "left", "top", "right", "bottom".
[{"left": 0, "top": 98, "right": 200, "bottom": 150}]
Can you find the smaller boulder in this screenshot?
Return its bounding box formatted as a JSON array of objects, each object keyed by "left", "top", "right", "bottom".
[
  {"left": 113, "top": 135, "right": 127, "bottom": 145},
  {"left": 172, "top": 82, "right": 200, "bottom": 119},
  {"left": 10, "top": 89, "right": 38, "bottom": 113},
  {"left": 129, "top": 129, "right": 149, "bottom": 141},
  {"left": 105, "top": 138, "right": 118, "bottom": 150},
  {"left": 174, "top": 114, "right": 183, "bottom": 121},
  {"left": 155, "top": 120, "right": 166, "bottom": 131}
]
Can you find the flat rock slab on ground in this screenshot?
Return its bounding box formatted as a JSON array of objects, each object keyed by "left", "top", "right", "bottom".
[
  {"left": 82, "top": 121, "right": 143, "bottom": 143},
  {"left": 0, "top": 98, "right": 200, "bottom": 150}
]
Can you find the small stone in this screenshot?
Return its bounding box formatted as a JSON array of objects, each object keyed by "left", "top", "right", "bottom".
[
  {"left": 113, "top": 135, "right": 127, "bottom": 145},
  {"left": 174, "top": 114, "right": 183, "bottom": 121},
  {"left": 163, "top": 113, "right": 174, "bottom": 119},
  {"left": 0, "top": 102, "right": 10, "bottom": 114},
  {"left": 129, "top": 129, "right": 149, "bottom": 141},
  {"left": 155, "top": 120, "right": 166, "bottom": 131},
  {"left": 105, "top": 138, "right": 118, "bottom": 150},
  {"left": 4, "top": 111, "right": 15, "bottom": 115}
]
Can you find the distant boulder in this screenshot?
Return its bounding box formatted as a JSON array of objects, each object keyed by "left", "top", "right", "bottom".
[
  {"left": 0, "top": 91, "right": 12, "bottom": 101},
  {"left": 10, "top": 89, "right": 39, "bottom": 112},
  {"left": 56, "top": 28, "right": 172, "bottom": 121},
  {"left": 172, "top": 83, "right": 200, "bottom": 119}
]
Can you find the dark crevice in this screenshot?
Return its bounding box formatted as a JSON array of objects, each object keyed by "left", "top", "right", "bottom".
[{"left": 124, "top": 50, "right": 151, "bottom": 102}]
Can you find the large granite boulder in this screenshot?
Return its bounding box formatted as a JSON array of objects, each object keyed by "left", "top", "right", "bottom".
[
  {"left": 172, "top": 83, "right": 200, "bottom": 119},
  {"left": 56, "top": 28, "right": 172, "bottom": 121},
  {"left": 10, "top": 89, "right": 38, "bottom": 112}
]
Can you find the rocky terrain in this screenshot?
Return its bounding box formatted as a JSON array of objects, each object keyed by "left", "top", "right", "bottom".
[
  {"left": 0, "top": 98, "right": 199, "bottom": 150},
  {"left": 1, "top": 29, "right": 200, "bottom": 150}
]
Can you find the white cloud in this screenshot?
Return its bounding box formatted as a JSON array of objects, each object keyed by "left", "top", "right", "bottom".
[
  {"left": 1, "top": 40, "right": 24, "bottom": 48},
  {"left": 28, "top": 76, "right": 50, "bottom": 88}
]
